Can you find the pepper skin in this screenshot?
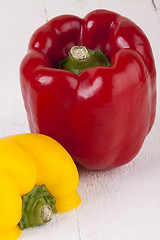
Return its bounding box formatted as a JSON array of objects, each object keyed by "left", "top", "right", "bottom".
[
  {"left": 0, "top": 133, "right": 81, "bottom": 240},
  {"left": 20, "top": 9, "right": 156, "bottom": 170}
]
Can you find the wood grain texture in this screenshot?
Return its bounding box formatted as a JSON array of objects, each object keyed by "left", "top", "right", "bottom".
[{"left": 0, "top": 0, "right": 160, "bottom": 239}]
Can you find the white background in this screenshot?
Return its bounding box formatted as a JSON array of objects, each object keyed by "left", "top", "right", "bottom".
[{"left": 0, "top": 0, "right": 160, "bottom": 239}]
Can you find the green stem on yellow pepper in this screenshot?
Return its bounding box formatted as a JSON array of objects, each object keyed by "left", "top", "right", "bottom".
[{"left": 19, "top": 185, "right": 57, "bottom": 230}]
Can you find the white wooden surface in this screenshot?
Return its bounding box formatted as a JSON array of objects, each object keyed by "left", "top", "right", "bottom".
[{"left": 0, "top": 0, "right": 160, "bottom": 239}]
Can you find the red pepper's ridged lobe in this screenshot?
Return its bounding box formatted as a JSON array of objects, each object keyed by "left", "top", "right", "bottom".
[
  {"left": 28, "top": 15, "right": 83, "bottom": 67},
  {"left": 72, "top": 50, "right": 151, "bottom": 169},
  {"left": 82, "top": 10, "right": 156, "bottom": 132},
  {"left": 21, "top": 16, "right": 81, "bottom": 137},
  {"left": 20, "top": 10, "right": 156, "bottom": 169}
]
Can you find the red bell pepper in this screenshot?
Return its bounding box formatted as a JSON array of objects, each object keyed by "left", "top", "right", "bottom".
[{"left": 20, "top": 9, "right": 156, "bottom": 170}]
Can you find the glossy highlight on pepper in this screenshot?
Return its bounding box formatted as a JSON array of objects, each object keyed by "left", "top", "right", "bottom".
[
  {"left": 20, "top": 9, "right": 156, "bottom": 170},
  {"left": 0, "top": 133, "right": 81, "bottom": 240}
]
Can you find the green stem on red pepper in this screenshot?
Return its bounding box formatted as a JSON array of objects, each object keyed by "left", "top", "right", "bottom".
[{"left": 59, "top": 46, "right": 110, "bottom": 75}]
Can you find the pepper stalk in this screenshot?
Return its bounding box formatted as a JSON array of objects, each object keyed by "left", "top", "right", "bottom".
[
  {"left": 59, "top": 46, "right": 110, "bottom": 75},
  {"left": 19, "top": 185, "right": 57, "bottom": 230}
]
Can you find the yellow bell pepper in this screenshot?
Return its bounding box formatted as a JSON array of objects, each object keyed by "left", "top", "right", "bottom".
[{"left": 0, "top": 133, "right": 81, "bottom": 240}]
